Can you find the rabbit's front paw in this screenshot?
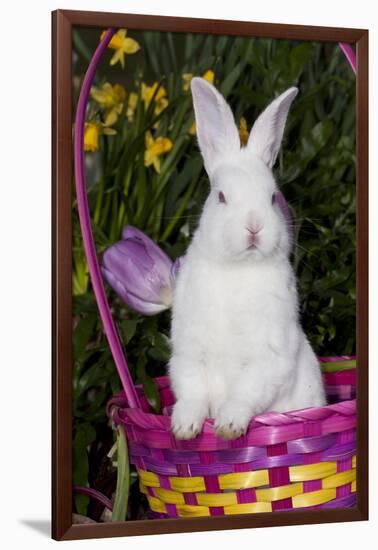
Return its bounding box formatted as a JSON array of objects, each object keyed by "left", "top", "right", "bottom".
[
  {"left": 214, "top": 402, "right": 252, "bottom": 440},
  {"left": 171, "top": 400, "right": 207, "bottom": 440}
]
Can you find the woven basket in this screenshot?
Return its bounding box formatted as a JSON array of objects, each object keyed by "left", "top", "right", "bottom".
[
  {"left": 73, "top": 29, "right": 357, "bottom": 520},
  {"left": 107, "top": 357, "right": 356, "bottom": 518}
]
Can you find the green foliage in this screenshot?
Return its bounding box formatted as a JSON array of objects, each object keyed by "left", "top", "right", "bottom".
[{"left": 72, "top": 30, "right": 355, "bottom": 520}]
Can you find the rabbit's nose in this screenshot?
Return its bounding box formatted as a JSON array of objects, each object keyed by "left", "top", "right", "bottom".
[{"left": 246, "top": 224, "right": 262, "bottom": 236}]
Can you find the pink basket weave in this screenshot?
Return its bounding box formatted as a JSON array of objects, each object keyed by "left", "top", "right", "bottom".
[
  {"left": 106, "top": 358, "right": 356, "bottom": 518},
  {"left": 73, "top": 29, "right": 357, "bottom": 519}
]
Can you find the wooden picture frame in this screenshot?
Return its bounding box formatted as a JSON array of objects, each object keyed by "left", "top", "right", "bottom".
[{"left": 52, "top": 9, "right": 368, "bottom": 541}]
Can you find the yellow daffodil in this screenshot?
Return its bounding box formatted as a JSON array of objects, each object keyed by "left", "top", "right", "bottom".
[
  {"left": 90, "top": 82, "right": 126, "bottom": 126},
  {"left": 126, "top": 92, "right": 138, "bottom": 122},
  {"left": 202, "top": 70, "right": 215, "bottom": 84},
  {"left": 91, "top": 82, "right": 126, "bottom": 108},
  {"left": 141, "top": 82, "right": 167, "bottom": 106},
  {"left": 141, "top": 82, "right": 168, "bottom": 117},
  {"left": 239, "top": 117, "right": 250, "bottom": 146},
  {"left": 154, "top": 97, "right": 169, "bottom": 117},
  {"left": 144, "top": 131, "right": 173, "bottom": 173},
  {"left": 182, "top": 73, "right": 193, "bottom": 92},
  {"left": 100, "top": 29, "right": 140, "bottom": 68},
  {"left": 182, "top": 69, "right": 215, "bottom": 91},
  {"left": 84, "top": 121, "right": 116, "bottom": 152}
]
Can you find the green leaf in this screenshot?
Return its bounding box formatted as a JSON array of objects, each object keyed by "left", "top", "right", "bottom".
[
  {"left": 73, "top": 361, "right": 109, "bottom": 398},
  {"left": 289, "top": 43, "right": 315, "bottom": 82},
  {"left": 148, "top": 332, "right": 171, "bottom": 363},
  {"left": 73, "top": 30, "right": 93, "bottom": 63},
  {"left": 112, "top": 426, "right": 130, "bottom": 522},
  {"left": 141, "top": 375, "right": 161, "bottom": 412},
  {"left": 220, "top": 61, "right": 246, "bottom": 98},
  {"left": 120, "top": 319, "right": 139, "bottom": 345},
  {"left": 301, "top": 119, "right": 334, "bottom": 160},
  {"left": 233, "top": 85, "right": 267, "bottom": 109},
  {"left": 72, "top": 422, "right": 97, "bottom": 515},
  {"left": 73, "top": 316, "right": 97, "bottom": 361}
]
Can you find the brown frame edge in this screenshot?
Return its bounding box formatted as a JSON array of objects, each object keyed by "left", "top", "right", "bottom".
[{"left": 52, "top": 8, "right": 369, "bottom": 541}]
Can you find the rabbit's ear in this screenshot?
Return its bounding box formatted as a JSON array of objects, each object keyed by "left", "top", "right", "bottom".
[
  {"left": 190, "top": 77, "right": 240, "bottom": 174},
  {"left": 247, "top": 87, "right": 298, "bottom": 168}
]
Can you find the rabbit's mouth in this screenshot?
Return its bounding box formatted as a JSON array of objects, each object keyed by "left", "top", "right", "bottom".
[{"left": 246, "top": 227, "right": 261, "bottom": 251}]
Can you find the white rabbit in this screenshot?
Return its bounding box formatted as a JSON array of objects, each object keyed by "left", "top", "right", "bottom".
[{"left": 169, "top": 77, "right": 326, "bottom": 440}]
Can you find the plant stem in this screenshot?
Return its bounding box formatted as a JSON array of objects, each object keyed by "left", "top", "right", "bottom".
[{"left": 111, "top": 425, "right": 130, "bottom": 522}]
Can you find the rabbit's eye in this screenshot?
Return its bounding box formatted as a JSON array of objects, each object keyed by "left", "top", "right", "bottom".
[
  {"left": 271, "top": 192, "right": 276, "bottom": 205},
  {"left": 218, "top": 191, "right": 227, "bottom": 204}
]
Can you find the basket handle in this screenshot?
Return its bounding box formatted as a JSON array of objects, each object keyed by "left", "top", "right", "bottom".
[
  {"left": 339, "top": 42, "right": 357, "bottom": 74},
  {"left": 74, "top": 28, "right": 140, "bottom": 409}
]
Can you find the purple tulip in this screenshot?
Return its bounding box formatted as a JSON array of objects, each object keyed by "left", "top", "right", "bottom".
[{"left": 102, "top": 226, "right": 174, "bottom": 315}]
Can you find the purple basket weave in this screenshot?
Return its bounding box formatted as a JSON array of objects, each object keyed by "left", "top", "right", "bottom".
[
  {"left": 106, "top": 359, "right": 356, "bottom": 517},
  {"left": 73, "top": 29, "right": 357, "bottom": 519}
]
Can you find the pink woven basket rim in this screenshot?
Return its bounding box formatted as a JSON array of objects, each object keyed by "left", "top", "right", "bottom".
[
  {"left": 107, "top": 357, "right": 356, "bottom": 450},
  {"left": 109, "top": 390, "right": 355, "bottom": 428}
]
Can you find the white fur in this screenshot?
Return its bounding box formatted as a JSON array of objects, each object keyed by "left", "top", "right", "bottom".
[{"left": 169, "top": 78, "right": 326, "bottom": 440}]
